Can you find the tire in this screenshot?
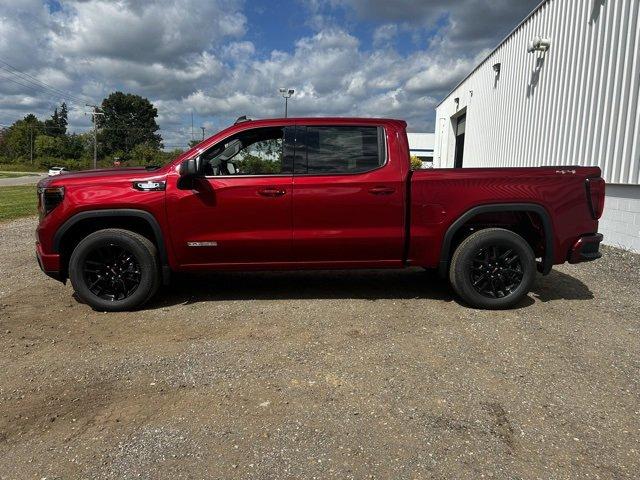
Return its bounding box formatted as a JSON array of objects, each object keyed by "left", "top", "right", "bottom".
[
  {"left": 69, "top": 228, "right": 160, "bottom": 311},
  {"left": 449, "top": 228, "right": 536, "bottom": 310}
]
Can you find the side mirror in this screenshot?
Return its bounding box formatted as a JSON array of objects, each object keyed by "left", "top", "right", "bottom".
[
  {"left": 177, "top": 156, "right": 201, "bottom": 190},
  {"left": 179, "top": 156, "right": 200, "bottom": 177}
]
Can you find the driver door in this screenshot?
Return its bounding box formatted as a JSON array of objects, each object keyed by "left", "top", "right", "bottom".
[{"left": 166, "top": 125, "right": 294, "bottom": 268}]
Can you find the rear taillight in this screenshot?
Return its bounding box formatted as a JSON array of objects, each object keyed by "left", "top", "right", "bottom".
[
  {"left": 585, "top": 177, "right": 605, "bottom": 220},
  {"left": 37, "top": 186, "right": 64, "bottom": 219}
]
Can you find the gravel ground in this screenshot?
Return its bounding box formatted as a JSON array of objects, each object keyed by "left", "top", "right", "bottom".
[{"left": 1, "top": 217, "right": 639, "bottom": 479}]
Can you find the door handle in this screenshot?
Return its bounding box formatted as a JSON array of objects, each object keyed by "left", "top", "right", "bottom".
[
  {"left": 368, "top": 186, "right": 395, "bottom": 195},
  {"left": 257, "top": 188, "right": 286, "bottom": 197}
]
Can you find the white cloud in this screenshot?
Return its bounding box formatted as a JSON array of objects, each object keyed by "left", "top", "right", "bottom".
[
  {"left": 0, "top": 0, "right": 540, "bottom": 146},
  {"left": 52, "top": 0, "right": 246, "bottom": 66},
  {"left": 404, "top": 53, "right": 488, "bottom": 94},
  {"left": 373, "top": 24, "right": 398, "bottom": 47},
  {"left": 221, "top": 41, "right": 256, "bottom": 62},
  {"left": 76, "top": 52, "right": 225, "bottom": 100}
]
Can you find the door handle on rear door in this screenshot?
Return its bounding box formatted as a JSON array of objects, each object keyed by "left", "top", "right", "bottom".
[
  {"left": 368, "top": 186, "right": 395, "bottom": 195},
  {"left": 257, "top": 188, "right": 286, "bottom": 197}
]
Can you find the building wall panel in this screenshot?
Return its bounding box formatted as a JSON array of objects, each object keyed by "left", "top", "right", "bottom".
[
  {"left": 599, "top": 185, "right": 640, "bottom": 252},
  {"left": 434, "top": 0, "right": 640, "bottom": 186}
]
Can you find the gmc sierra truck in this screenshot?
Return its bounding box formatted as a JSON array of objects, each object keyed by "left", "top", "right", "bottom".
[{"left": 36, "top": 117, "right": 605, "bottom": 311}]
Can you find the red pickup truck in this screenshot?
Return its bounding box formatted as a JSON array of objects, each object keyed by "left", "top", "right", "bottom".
[{"left": 36, "top": 117, "right": 605, "bottom": 311}]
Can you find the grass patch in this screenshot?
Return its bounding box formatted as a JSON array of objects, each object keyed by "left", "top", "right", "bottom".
[
  {"left": 0, "top": 163, "right": 46, "bottom": 173},
  {"left": 0, "top": 172, "right": 39, "bottom": 179},
  {"left": 0, "top": 185, "right": 38, "bottom": 222}
]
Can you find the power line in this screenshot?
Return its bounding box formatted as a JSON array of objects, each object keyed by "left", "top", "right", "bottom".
[
  {"left": 0, "top": 72, "right": 86, "bottom": 110},
  {"left": 0, "top": 57, "right": 220, "bottom": 146},
  {"left": 0, "top": 71, "right": 77, "bottom": 104},
  {"left": 0, "top": 58, "right": 92, "bottom": 106}
]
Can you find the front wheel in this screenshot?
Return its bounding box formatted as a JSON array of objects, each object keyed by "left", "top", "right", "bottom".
[
  {"left": 69, "top": 228, "right": 160, "bottom": 311},
  {"left": 449, "top": 228, "right": 536, "bottom": 309}
]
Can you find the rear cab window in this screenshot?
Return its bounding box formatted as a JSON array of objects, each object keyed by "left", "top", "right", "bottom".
[{"left": 294, "top": 126, "right": 386, "bottom": 175}]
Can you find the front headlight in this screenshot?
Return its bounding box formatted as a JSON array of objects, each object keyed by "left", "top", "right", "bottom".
[{"left": 37, "top": 186, "right": 64, "bottom": 219}]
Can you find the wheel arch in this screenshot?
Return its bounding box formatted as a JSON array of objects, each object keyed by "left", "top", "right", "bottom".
[
  {"left": 53, "top": 209, "right": 170, "bottom": 283},
  {"left": 438, "top": 203, "right": 554, "bottom": 278}
]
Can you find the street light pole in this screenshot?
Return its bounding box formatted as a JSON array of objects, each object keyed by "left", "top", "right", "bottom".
[{"left": 279, "top": 88, "right": 295, "bottom": 118}]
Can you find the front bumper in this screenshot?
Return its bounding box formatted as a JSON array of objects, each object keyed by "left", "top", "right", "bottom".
[
  {"left": 568, "top": 233, "right": 603, "bottom": 264},
  {"left": 36, "top": 241, "right": 64, "bottom": 282}
]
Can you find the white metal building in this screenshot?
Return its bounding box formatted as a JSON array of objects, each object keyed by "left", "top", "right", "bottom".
[
  {"left": 407, "top": 133, "right": 435, "bottom": 167},
  {"left": 434, "top": 0, "right": 640, "bottom": 252}
]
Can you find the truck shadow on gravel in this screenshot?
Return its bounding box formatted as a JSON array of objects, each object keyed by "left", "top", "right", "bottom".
[
  {"left": 149, "top": 269, "right": 453, "bottom": 307},
  {"left": 530, "top": 269, "right": 594, "bottom": 302},
  {"left": 143, "top": 268, "right": 593, "bottom": 310}
]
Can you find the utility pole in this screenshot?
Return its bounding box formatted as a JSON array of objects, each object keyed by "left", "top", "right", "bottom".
[
  {"left": 201, "top": 126, "right": 205, "bottom": 141},
  {"left": 279, "top": 88, "right": 295, "bottom": 118},
  {"left": 191, "top": 111, "right": 194, "bottom": 142},
  {"left": 29, "top": 125, "right": 33, "bottom": 164},
  {"left": 86, "top": 104, "right": 104, "bottom": 170}
]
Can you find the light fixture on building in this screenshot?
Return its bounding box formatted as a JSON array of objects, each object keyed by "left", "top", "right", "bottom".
[
  {"left": 528, "top": 36, "right": 551, "bottom": 53},
  {"left": 493, "top": 62, "right": 501, "bottom": 73}
]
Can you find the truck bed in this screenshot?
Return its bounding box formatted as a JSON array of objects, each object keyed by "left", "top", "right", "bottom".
[{"left": 408, "top": 166, "right": 602, "bottom": 269}]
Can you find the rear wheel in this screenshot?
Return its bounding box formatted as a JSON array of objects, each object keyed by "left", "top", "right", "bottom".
[
  {"left": 69, "top": 228, "right": 160, "bottom": 311},
  {"left": 449, "top": 228, "right": 536, "bottom": 309}
]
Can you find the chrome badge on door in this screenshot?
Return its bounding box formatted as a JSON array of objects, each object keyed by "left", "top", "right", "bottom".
[{"left": 187, "top": 241, "right": 218, "bottom": 247}]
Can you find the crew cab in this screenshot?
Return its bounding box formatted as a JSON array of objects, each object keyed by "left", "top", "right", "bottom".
[{"left": 36, "top": 117, "right": 605, "bottom": 311}]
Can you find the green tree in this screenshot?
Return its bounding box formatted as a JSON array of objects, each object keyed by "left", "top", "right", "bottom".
[
  {"left": 34, "top": 135, "right": 64, "bottom": 158},
  {"left": 0, "top": 126, "right": 7, "bottom": 160},
  {"left": 97, "top": 92, "right": 162, "bottom": 156},
  {"left": 129, "top": 142, "right": 162, "bottom": 166},
  {"left": 62, "top": 133, "right": 86, "bottom": 159},
  {"left": 0, "top": 114, "right": 44, "bottom": 162},
  {"left": 44, "top": 102, "right": 68, "bottom": 137},
  {"left": 410, "top": 155, "right": 423, "bottom": 169},
  {"left": 76, "top": 132, "right": 95, "bottom": 160},
  {"left": 235, "top": 154, "right": 281, "bottom": 175},
  {"left": 34, "top": 133, "right": 85, "bottom": 160}
]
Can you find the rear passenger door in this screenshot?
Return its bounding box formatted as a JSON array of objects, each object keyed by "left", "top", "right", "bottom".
[{"left": 292, "top": 125, "right": 405, "bottom": 266}]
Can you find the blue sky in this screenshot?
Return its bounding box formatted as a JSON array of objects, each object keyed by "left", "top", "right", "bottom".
[
  {"left": 1, "top": 0, "right": 540, "bottom": 148},
  {"left": 243, "top": 1, "right": 448, "bottom": 57}
]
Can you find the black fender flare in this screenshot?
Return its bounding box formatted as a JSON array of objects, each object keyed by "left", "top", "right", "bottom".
[
  {"left": 438, "top": 203, "right": 554, "bottom": 277},
  {"left": 53, "top": 209, "right": 170, "bottom": 282}
]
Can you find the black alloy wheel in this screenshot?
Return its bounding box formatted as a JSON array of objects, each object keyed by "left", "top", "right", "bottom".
[
  {"left": 82, "top": 243, "right": 142, "bottom": 301},
  {"left": 470, "top": 245, "right": 524, "bottom": 299},
  {"left": 69, "top": 228, "right": 161, "bottom": 311},
  {"left": 449, "top": 228, "right": 536, "bottom": 310}
]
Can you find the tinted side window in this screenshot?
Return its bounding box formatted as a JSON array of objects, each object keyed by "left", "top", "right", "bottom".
[
  {"left": 304, "top": 126, "right": 383, "bottom": 174},
  {"left": 202, "top": 126, "right": 288, "bottom": 176},
  {"left": 233, "top": 137, "right": 283, "bottom": 175}
]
